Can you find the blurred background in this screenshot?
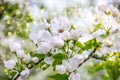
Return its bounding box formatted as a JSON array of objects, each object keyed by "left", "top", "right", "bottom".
[{"left": 0, "top": 0, "right": 120, "bottom": 80}]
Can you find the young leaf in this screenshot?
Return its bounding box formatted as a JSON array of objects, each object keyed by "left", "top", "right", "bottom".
[
  {"left": 49, "top": 73, "right": 68, "bottom": 80},
  {"left": 52, "top": 53, "right": 66, "bottom": 66}
]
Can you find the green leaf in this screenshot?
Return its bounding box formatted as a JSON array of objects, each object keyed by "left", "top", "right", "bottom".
[
  {"left": 49, "top": 74, "right": 68, "bottom": 80},
  {"left": 9, "top": 70, "right": 17, "bottom": 79},
  {"left": 30, "top": 52, "right": 45, "bottom": 60},
  {"left": 84, "top": 39, "right": 98, "bottom": 50},
  {"left": 52, "top": 53, "right": 66, "bottom": 66},
  {"left": 17, "top": 30, "right": 29, "bottom": 38},
  {"left": 75, "top": 41, "right": 84, "bottom": 48},
  {"left": 93, "top": 23, "right": 102, "bottom": 32},
  {"left": 103, "top": 60, "right": 120, "bottom": 80},
  {"left": 78, "top": 39, "right": 100, "bottom": 53}
]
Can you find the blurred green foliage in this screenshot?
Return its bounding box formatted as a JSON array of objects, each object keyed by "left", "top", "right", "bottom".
[{"left": 0, "top": 2, "right": 33, "bottom": 38}]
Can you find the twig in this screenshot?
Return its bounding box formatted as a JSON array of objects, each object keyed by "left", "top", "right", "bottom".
[
  {"left": 13, "top": 58, "right": 44, "bottom": 80},
  {"left": 78, "top": 45, "right": 99, "bottom": 67},
  {"left": 92, "top": 55, "right": 106, "bottom": 61}
]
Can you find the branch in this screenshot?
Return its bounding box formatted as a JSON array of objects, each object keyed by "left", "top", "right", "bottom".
[
  {"left": 92, "top": 55, "right": 106, "bottom": 61},
  {"left": 13, "top": 58, "right": 44, "bottom": 80},
  {"left": 78, "top": 45, "right": 99, "bottom": 67}
]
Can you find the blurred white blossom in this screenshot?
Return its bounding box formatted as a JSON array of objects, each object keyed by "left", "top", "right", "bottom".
[
  {"left": 32, "top": 57, "right": 39, "bottom": 63},
  {"left": 68, "top": 72, "right": 81, "bottom": 80},
  {"left": 16, "top": 49, "right": 25, "bottom": 58},
  {"left": 10, "top": 42, "right": 21, "bottom": 52},
  {"left": 37, "top": 42, "right": 51, "bottom": 54},
  {"left": 49, "top": 36, "right": 64, "bottom": 48},
  {"left": 20, "top": 68, "right": 30, "bottom": 78},
  {"left": 44, "top": 57, "right": 54, "bottom": 65},
  {"left": 23, "top": 54, "right": 31, "bottom": 64},
  {"left": 56, "top": 65, "right": 66, "bottom": 74},
  {"left": 4, "top": 59, "right": 16, "bottom": 69}
]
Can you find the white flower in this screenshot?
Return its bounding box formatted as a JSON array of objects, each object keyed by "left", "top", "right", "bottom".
[
  {"left": 17, "top": 76, "right": 24, "bottom": 80},
  {"left": 27, "top": 4, "right": 41, "bottom": 20},
  {"left": 68, "top": 72, "right": 81, "bottom": 80},
  {"left": 102, "top": 15, "right": 119, "bottom": 32},
  {"left": 92, "top": 29, "right": 105, "bottom": 38},
  {"left": 39, "top": 19, "right": 50, "bottom": 30},
  {"left": 37, "top": 42, "right": 51, "bottom": 54},
  {"left": 70, "top": 30, "right": 81, "bottom": 40},
  {"left": 72, "top": 54, "right": 83, "bottom": 62},
  {"left": 17, "top": 76, "right": 28, "bottom": 80},
  {"left": 50, "top": 17, "right": 70, "bottom": 35},
  {"left": 10, "top": 42, "right": 21, "bottom": 52},
  {"left": 23, "top": 54, "right": 31, "bottom": 64},
  {"left": 16, "top": 49, "right": 25, "bottom": 58},
  {"left": 20, "top": 68, "right": 30, "bottom": 78},
  {"left": 37, "top": 30, "right": 52, "bottom": 42},
  {"left": 58, "top": 16, "right": 70, "bottom": 27},
  {"left": 56, "top": 65, "right": 66, "bottom": 74},
  {"left": 62, "top": 60, "right": 74, "bottom": 72},
  {"left": 59, "top": 31, "right": 70, "bottom": 40},
  {"left": 44, "top": 57, "right": 54, "bottom": 65},
  {"left": 4, "top": 59, "right": 16, "bottom": 69},
  {"left": 78, "top": 34, "right": 94, "bottom": 44},
  {"left": 50, "top": 36, "right": 64, "bottom": 48},
  {"left": 29, "top": 32, "right": 38, "bottom": 44},
  {"left": 62, "top": 55, "right": 83, "bottom": 72},
  {"left": 32, "top": 57, "right": 39, "bottom": 63}
]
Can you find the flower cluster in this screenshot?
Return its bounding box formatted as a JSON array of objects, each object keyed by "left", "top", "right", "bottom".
[{"left": 3, "top": 3, "right": 120, "bottom": 80}]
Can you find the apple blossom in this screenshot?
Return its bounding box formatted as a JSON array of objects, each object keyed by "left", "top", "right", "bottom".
[
  {"left": 59, "top": 31, "right": 71, "bottom": 41},
  {"left": 37, "top": 30, "right": 52, "bottom": 42},
  {"left": 37, "top": 42, "right": 51, "bottom": 54},
  {"left": 102, "top": 15, "right": 119, "bottom": 32},
  {"left": 9, "top": 42, "right": 21, "bottom": 52},
  {"left": 20, "top": 68, "right": 30, "bottom": 78},
  {"left": 56, "top": 65, "right": 66, "bottom": 74},
  {"left": 3, "top": 59, "right": 16, "bottom": 69},
  {"left": 68, "top": 72, "right": 81, "bottom": 80},
  {"left": 16, "top": 49, "right": 25, "bottom": 58},
  {"left": 32, "top": 57, "right": 39, "bottom": 63},
  {"left": 62, "top": 60, "right": 74, "bottom": 72},
  {"left": 29, "top": 32, "right": 38, "bottom": 44},
  {"left": 39, "top": 19, "right": 50, "bottom": 30},
  {"left": 23, "top": 54, "right": 31, "bottom": 64},
  {"left": 70, "top": 30, "right": 81, "bottom": 40},
  {"left": 50, "top": 17, "right": 70, "bottom": 35},
  {"left": 78, "top": 34, "right": 94, "bottom": 44},
  {"left": 92, "top": 29, "right": 105, "bottom": 38},
  {"left": 44, "top": 57, "right": 54, "bottom": 65},
  {"left": 50, "top": 36, "right": 64, "bottom": 48}
]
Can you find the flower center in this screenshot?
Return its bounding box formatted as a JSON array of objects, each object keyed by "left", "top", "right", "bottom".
[{"left": 58, "top": 29, "right": 64, "bottom": 33}]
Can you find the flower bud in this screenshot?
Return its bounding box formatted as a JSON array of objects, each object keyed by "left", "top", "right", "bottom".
[
  {"left": 44, "top": 57, "right": 54, "bottom": 65},
  {"left": 32, "top": 57, "right": 39, "bottom": 63},
  {"left": 56, "top": 65, "right": 66, "bottom": 74},
  {"left": 23, "top": 54, "right": 31, "bottom": 64}
]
